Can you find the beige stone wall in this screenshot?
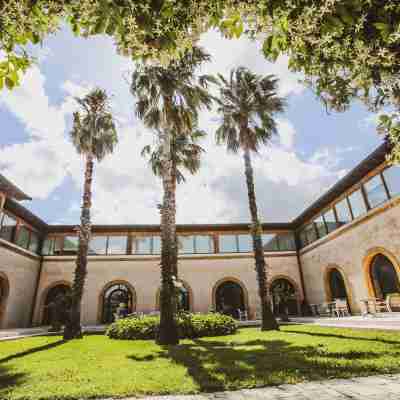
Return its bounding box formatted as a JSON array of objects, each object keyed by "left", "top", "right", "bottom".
[
  {"left": 0, "top": 240, "right": 41, "bottom": 328},
  {"left": 299, "top": 198, "right": 400, "bottom": 313},
  {"left": 33, "top": 252, "right": 301, "bottom": 326}
]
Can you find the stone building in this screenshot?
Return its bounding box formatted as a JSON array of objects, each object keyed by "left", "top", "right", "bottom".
[{"left": 1, "top": 143, "right": 400, "bottom": 329}]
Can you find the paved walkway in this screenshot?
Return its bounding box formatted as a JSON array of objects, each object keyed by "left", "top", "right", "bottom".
[{"left": 140, "top": 374, "right": 400, "bottom": 399}]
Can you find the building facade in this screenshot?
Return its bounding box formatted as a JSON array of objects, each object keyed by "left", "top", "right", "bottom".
[{"left": 1, "top": 143, "right": 400, "bottom": 329}]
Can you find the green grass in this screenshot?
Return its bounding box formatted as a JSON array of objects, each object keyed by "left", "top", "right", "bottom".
[{"left": 1, "top": 325, "right": 400, "bottom": 400}]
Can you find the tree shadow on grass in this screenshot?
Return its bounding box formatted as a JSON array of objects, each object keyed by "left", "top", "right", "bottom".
[
  {"left": 283, "top": 329, "right": 400, "bottom": 346},
  {"left": 0, "top": 364, "right": 27, "bottom": 395},
  {"left": 0, "top": 339, "right": 66, "bottom": 364},
  {"left": 158, "top": 338, "right": 396, "bottom": 392}
]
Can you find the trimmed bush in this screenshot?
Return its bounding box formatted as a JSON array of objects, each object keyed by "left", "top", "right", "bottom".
[{"left": 106, "top": 313, "right": 237, "bottom": 340}]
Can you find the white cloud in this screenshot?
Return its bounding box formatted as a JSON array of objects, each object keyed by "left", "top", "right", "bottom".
[
  {"left": 0, "top": 30, "right": 346, "bottom": 225},
  {"left": 199, "top": 30, "right": 305, "bottom": 98}
]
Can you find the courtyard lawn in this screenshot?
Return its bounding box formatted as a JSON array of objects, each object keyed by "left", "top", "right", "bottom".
[{"left": 1, "top": 325, "right": 400, "bottom": 400}]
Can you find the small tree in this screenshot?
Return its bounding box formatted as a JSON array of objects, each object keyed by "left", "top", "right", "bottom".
[
  {"left": 215, "top": 67, "right": 285, "bottom": 331},
  {"left": 64, "top": 88, "right": 118, "bottom": 340}
]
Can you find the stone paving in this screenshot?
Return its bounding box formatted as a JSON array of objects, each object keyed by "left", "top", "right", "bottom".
[{"left": 139, "top": 374, "right": 400, "bottom": 400}]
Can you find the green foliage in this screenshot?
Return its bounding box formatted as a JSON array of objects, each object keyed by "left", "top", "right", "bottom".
[
  {"left": 106, "top": 313, "right": 237, "bottom": 340},
  {"left": 215, "top": 67, "right": 286, "bottom": 153},
  {"left": 70, "top": 88, "right": 118, "bottom": 161}
]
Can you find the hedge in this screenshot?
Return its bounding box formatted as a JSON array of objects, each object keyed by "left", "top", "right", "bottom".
[{"left": 106, "top": 312, "right": 237, "bottom": 340}]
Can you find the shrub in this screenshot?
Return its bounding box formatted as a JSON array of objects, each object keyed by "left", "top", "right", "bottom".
[{"left": 106, "top": 313, "right": 237, "bottom": 340}]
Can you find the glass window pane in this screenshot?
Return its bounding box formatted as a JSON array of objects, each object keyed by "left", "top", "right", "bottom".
[
  {"left": 89, "top": 236, "right": 107, "bottom": 255},
  {"left": 16, "top": 226, "right": 30, "bottom": 249},
  {"left": 304, "top": 223, "right": 318, "bottom": 243},
  {"left": 383, "top": 165, "right": 400, "bottom": 197},
  {"left": 135, "top": 236, "right": 151, "bottom": 254},
  {"left": 195, "top": 235, "right": 214, "bottom": 253},
  {"left": 323, "top": 209, "right": 338, "bottom": 233},
  {"left": 178, "top": 236, "right": 194, "bottom": 254},
  {"left": 108, "top": 236, "right": 127, "bottom": 254},
  {"left": 28, "top": 232, "right": 39, "bottom": 253},
  {"left": 299, "top": 230, "right": 308, "bottom": 247},
  {"left": 64, "top": 236, "right": 79, "bottom": 252},
  {"left": 42, "top": 238, "right": 54, "bottom": 255},
  {"left": 0, "top": 214, "right": 17, "bottom": 242},
  {"left": 262, "top": 234, "right": 279, "bottom": 251},
  {"left": 348, "top": 189, "right": 367, "bottom": 219},
  {"left": 219, "top": 235, "right": 237, "bottom": 252},
  {"left": 238, "top": 234, "right": 252, "bottom": 252},
  {"left": 153, "top": 236, "right": 161, "bottom": 254},
  {"left": 335, "top": 198, "right": 352, "bottom": 226},
  {"left": 54, "top": 237, "right": 63, "bottom": 254},
  {"left": 314, "top": 216, "right": 327, "bottom": 238},
  {"left": 277, "top": 232, "right": 296, "bottom": 251},
  {"left": 364, "top": 174, "right": 388, "bottom": 208}
]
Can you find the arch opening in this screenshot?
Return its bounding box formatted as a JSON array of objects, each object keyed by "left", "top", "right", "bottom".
[
  {"left": 327, "top": 268, "right": 352, "bottom": 314},
  {"left": 214, "top": 280, "right": 245, "bottom": 319},
  {"left": 101, "top": 282, "right": 135, "bottom": 324},
  {"left": 271, "top": 278, "right": 298, "bottom": 316},
  {"left": 42, "top": 284, "right": 71, "bottom": 326},
  {"left": 370, "top": 254, "right": 400, "bottom": 299}
]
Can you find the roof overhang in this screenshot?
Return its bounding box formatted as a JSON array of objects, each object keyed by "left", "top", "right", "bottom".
[{"left": 0, "top": 174, "right": 31, "bottom": 201}]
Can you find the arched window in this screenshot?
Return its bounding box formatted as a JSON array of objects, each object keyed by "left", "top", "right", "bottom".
[
  {"left": 370, "top": 254, "right": 400, "bottom": 298},
  {"left": 215, "top": 280, "right": 245, "bottom": 319},
  {"left": 42, "top": 284, "right": 71, "bottom": 325},
  {"left": 327, "top": 268, "right": 351, "bottom": 314},
  {"left": 177, "top": 287, "right": 190, "bottom": 312},
  {"left": 102, "top": 283, "right": 134, "bottom": 324},
  {"left": 328, "top": 269, "right": 348, "bottom": 300},
  {"left": 271, "top": 279, "right": 298, "bottom": 316}
]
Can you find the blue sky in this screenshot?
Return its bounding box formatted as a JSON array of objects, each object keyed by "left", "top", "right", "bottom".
[{"left": 0, "top": 28, "right": 381, "bottom": 225}]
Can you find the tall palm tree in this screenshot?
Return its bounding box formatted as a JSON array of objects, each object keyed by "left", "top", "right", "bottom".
[
  {"left": 64, "top": 88, "right": 118, "bottom": 340},
  {"left": 131, "top": 47, "right": 214, "bottom": 345},
  {"left": 215, "top": 67, "right": 286, "bottom": 331},
  {"left": 142, "top": 129, "right": 205, "bottom": 278}
]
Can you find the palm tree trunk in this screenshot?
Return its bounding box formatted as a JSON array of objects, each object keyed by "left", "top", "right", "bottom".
[
  {"left": 64, "top": 154, "right": 94, "bottom": 340},
  {"left": 243, "top": 148, "right": 279, "bottom": 331},
  {"left": 157, "top": 132, "right": 179, "bottom": 345}
]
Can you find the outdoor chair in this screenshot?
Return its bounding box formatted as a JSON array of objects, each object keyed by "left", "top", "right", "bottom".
[
  {"left": 238, "top": 309, "right": 248, "bottom": 321},
  {"left": 369, "top": 298, "right": 390, "bottom": 314},
  {"left": 333, "top": 298, "right": 350, "bottom": 317},
  {"left": 386, "top": 293, "right": 400, "bottom": 312}
]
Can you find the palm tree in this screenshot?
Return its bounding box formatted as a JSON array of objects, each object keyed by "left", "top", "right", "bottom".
[
  {"left": 215, "top": 67, "right": 286, "bottom": 331},
  {"left": 63, "top": 88, "right": 118, "bottom": 340},
  {"left": 131, "top": 47, "right": 214, "bottom": 345},
  {"left": 142, "top": 129, "right": 205, "bottom": 278}
]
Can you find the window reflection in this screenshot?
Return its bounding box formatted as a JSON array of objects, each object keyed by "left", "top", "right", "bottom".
[
  {"left": 335, "top": 198, "right": 352, "bottom": 226},
  {"left": 195, "top": 235, "right": 214, "bottom": 253},
  {"left": 348, "top": 189, "right": 367, "bottom": 219},
  {"left": 64, "top": 236, "right": 79, "bottom": 253},
  {"left": 0, "top": 214, "right": 17, "bottom": 242},
  {"left": 262, "top": 234, "right": 279, "bottom": 251},
  {"left": 108, "top": 236, "right": 127, "bottom": 254},
  {"left": 364, "top": 174, "right": 388, "bottom": 208},
  {"left": 178, "top": 236, "right": 194, "bottom": 253},
  {"left": 89, "top": 236, "right": 107, "bottom": 255},
  {"left": 383, "top": 165, "right": 400, "bottom": 198},
  {"left": 323, "top": 209, "right": 338, "bottom": 233},
  {"left": 238, "top": 234, "right": 252, "bottom": 252},
  {"left": 219, "top": 235, "right": 238, "bottom": 253},
  {"left": 314, "top": 215, "right": 327, "bottom": 238}
]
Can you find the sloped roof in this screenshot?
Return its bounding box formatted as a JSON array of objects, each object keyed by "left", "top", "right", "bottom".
[
  {"left": 0, "top": 173, "right": 31, "bottom": 201},
  {"left": 292, "top": 142, "right": 389, "bottom": 227}
]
